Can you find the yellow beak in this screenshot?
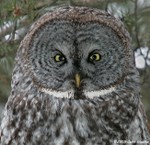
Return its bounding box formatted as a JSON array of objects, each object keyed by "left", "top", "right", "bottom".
[{"left": 75, "top": 73, "right": 81, "bottom": 88}]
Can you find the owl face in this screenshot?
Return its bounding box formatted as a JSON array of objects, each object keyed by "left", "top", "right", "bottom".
[
  {"left": 22, "top": 7, "right": 131, "bottom": 99},
  {"left": 26, "top": 22, "right": 126, "bottom": 99}
]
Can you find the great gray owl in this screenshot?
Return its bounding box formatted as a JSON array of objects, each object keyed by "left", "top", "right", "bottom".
[{"left": 0, "top": 6, "right": 150, "bottom": 145}]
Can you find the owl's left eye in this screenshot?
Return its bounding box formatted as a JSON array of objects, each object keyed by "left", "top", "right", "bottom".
[
  {"left": 88, "top": 52, "right": 101, "bottom": 62},
  {"left": 54, "top": 54, "right": 66, "bottom": 62}
]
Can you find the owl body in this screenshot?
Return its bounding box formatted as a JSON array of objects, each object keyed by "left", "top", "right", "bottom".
[{"left": 0, "top": 7, "right": 150, "bottom": 145}]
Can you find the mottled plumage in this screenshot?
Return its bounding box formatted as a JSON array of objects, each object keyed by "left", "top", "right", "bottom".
[{"left": 0, "top": 6, "right": 150, "bottom": 145}]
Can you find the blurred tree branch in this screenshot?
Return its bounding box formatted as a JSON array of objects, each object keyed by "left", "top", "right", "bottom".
[{"left": 0, "top": 16, "right": 29, "bottom": 40}]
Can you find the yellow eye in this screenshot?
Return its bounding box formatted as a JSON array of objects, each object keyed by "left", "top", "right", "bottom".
[
  {"left": 89, "top": 53, "right": 101, "bottom": 62},
  {"left": 54, "top": 54, "right": 65, "bottom": 62}
]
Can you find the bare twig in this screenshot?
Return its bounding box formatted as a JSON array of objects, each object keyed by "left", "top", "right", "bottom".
[
  {"left": 134, "top": 0, "right": 141, "bottom": 51},
  {"left": 105, "top": 0, "right": 110, "bottom": 11},
  {"left": 145, "top": 48, "right": 150, "bottom": 67}
]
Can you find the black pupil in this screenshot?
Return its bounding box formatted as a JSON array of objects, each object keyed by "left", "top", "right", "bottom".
[
  {"left": 92, "top": 54, "right": 97, "bottom": 60},
  {"left": 59, "top": 55, "right": 64, "bottom": 61}
]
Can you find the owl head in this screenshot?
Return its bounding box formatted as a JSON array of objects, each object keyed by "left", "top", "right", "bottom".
[{"left": 15, "top": 6, "right": 139, "bottom": 100}]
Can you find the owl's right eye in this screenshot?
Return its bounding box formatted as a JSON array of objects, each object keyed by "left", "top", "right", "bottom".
[{"left": 54, "top": 54, "right": 66, "bottom": 62}]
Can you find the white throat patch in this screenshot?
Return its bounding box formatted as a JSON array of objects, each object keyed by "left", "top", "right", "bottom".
[
  {"left": 40, "top": 86, "right": 116, "bottom": 99},
  {"left": 84, "top": 86, "right": 116, "bottom": 99},
  {"left": 40, "top": 88, "right": 74, "bottom": 99}
]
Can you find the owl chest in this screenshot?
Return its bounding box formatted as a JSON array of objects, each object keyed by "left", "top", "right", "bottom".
[
  {"left": 3, "top": 98, "right": 138, "bottom": 145},
  {"left": 25, "top": 106, "right": 125, "bottom": 145}
]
